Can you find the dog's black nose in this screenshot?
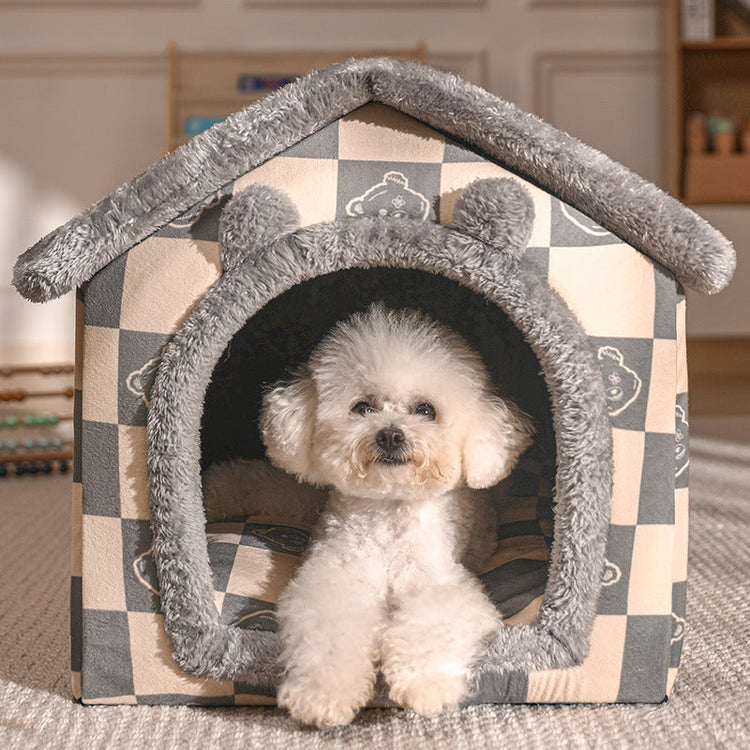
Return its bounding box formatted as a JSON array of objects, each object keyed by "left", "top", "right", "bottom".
[{"left": 376, "top": 426, "right": 405, "bottom": 453}]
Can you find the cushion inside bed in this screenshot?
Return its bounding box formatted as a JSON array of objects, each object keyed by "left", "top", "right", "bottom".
[{"left": 204, "top": 445, "right": 555, "bottom": 630}]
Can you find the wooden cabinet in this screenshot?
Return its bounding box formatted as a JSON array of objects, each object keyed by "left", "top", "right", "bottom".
[
  {"left": 165, "top": 44, "right": 426, "bottom": 153},
  {"left": 665, "top": 0, "right": 750, "bottom": 203}
]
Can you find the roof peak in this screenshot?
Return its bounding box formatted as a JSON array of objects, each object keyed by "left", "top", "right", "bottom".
[{"left": 13, "top": 56, "right": 734, "bottom": 301}]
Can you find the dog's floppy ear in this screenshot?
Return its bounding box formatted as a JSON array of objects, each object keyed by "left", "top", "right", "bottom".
[
  {"left": 451, "top": 177, "right": 535, "bottom": 258},
  {"left": 219, "top": 183, "right": 300, "bottom": 270},
  {"left": 462, "top": 396, "right": 534, "bottom": 489},
  {"left": 260, "top": 372, "right": 319, "bottom": 483}
]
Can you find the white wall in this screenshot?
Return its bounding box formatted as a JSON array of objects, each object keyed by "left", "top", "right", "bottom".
[{"left": 1, "top": 0, "right": 744, "bottom": 363}]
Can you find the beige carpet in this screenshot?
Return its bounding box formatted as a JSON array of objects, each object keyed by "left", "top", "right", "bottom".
[{"left": 1, "top": 430, "right": 748, "bottom": 749}]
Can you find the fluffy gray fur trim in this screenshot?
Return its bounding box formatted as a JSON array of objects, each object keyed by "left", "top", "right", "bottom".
[
  {"left": 14, "top": 57, "right": 733, "bottom": 301},
  {"left": 452, "top": 177, "right": 535, "bottom": 258},
  {"left": 218, "top": 184, "right": 300, "bottom": 271},
  {"left": 147, "top": 216, "right": 612, "bottom": 687}
]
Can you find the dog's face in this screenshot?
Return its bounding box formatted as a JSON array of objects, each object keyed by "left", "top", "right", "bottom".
[{"left": 261, "top": 306, "right": 533, "bottom": 500}]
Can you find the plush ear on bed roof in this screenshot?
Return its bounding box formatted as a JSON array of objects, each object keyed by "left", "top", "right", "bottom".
[
  {"left": 218, "top": 177, "right": 536, "bottom": 267},
  {"left": 450, "top": 177, "right": 535, "bottom": 258},
  {"left": 218, "top": 183, "right": 301, "bottom": 270}
]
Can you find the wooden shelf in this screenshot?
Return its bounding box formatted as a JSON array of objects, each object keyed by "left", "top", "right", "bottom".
[
  {"left": 684, "top": 153, "right": 750, "bottom": 203},
  {"left": 688, "top": 337, "right": 750, "bottom": 415},
  {"left": 665, "top": 0, "right": 750, "bottom": 203},
  {"left": 683, "top": 36, "right": 750, "bottom": 51}
]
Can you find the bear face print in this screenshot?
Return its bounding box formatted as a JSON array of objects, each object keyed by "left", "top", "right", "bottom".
[
  {"left": 675, "top": 404, "right": 689, "bottom": 478},
  {"left": 346, "top": 171, "right": 430, "bottom": 221},
  {"left": 126, "top": 353, "right": 164, "bottom": 408},
  {"left": 597, "top": 345, "right": 642, "bottom": 417}
]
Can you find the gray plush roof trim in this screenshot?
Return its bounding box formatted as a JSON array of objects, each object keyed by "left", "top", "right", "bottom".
[{"left": 13, "top": 56, "right": 735, "bottom": 301}]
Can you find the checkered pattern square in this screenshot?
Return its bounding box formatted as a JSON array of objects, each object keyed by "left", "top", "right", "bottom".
[
  {"left": 209, "top": 522, "right": 309, "bottom": 629},
  {"left": 71, "top": 102, "right": 689, "bottom": 705}
]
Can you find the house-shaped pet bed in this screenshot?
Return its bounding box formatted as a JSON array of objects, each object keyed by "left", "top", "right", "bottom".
[{"left": 14, "top": 58, "right": 734, "bottom": 707}]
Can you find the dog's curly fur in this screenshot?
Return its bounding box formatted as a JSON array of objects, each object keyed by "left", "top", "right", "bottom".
[{"left": 260, "top": 304, "right": 534, "bottom": 727}]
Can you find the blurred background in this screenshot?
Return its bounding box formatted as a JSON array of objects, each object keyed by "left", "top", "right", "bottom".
[{"left": 0, "top": 0, "right": 746, "bottom": 414}]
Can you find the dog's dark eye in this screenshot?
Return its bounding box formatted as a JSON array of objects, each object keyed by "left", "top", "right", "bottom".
[
  {"left": 351, "top": 401, "right": 375, "bottom": 416},
  {"left": 413, "top": 402, "right": 436, "bottom": 421}
]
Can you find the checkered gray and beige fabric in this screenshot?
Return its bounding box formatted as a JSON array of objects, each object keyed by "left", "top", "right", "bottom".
[{"left": 71, "top": 104, "right": 687, "bottom": 705}]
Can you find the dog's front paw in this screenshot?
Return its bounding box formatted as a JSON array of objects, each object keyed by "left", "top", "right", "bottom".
[
  {"left": 381, "top": 580, "right": 501, "bottom": 717},
  {"left": 277, "top": 673, "right": 372, "bottom": 728},
  {"left": 387, "top": 669, "right": 466, "bottom": 717}
]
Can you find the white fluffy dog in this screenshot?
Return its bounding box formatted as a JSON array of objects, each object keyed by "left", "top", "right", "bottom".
[{"left": 260, "top": 304, "right": 534, "bottom": 727}]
